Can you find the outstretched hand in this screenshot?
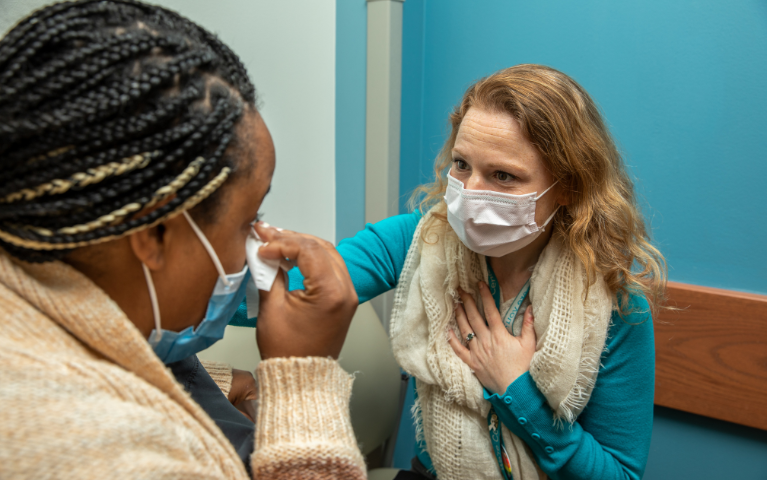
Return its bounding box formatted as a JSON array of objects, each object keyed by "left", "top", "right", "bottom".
[
  {"left": 447, "top": 282, "right": 537, "bottom": 395},
  {"left": 253, "top": 222, "right": 358, "bottom": 360}
]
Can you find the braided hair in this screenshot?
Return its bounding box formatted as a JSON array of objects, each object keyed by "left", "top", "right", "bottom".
[{"left": 0, "top": 0, "right": 257, "bottom": 262}]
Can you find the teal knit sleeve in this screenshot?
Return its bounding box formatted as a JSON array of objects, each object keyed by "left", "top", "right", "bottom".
[
  {"left": 484, "top": 293, "right": 655, "bottom": 480},
  {"left": 229, "top": 212, "right": 421, "bottom": 326},
  {"left": 300, "top": 211, "right": 421, "bottom": 302},
  {"left": 338, "top": 212, "right": 421, "bottom": 303}
]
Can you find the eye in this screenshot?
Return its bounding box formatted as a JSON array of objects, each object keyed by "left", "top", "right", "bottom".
[
  {"left": 453, "top": 159, "right": 469, "bottom": 171},
  {"left": 495, "top": 171, "right": 517, "bottom": 182},
  {"left": 251, "top": 212, "right": 264, "bottom": 225}
]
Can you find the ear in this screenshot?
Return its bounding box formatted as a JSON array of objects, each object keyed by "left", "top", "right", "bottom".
[
  {"left": 556, "top": 184, "right": 571, "bottom": 207},
  {"left": 129, "top": 224, "right": 167, "bottom": 270}
]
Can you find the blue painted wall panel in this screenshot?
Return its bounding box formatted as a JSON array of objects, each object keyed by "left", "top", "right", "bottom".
[
  {"left": 647, "top": 407, "right": 767, "bottom": 479},
  {"left": 399, "top": 0, "right": 427, "bottom": 214},
  {"left": 413, "top": 0, "right": 767, "bottom": 295},
  {"left": 336, "top": 0, "right": 368, "bottom": 243}
]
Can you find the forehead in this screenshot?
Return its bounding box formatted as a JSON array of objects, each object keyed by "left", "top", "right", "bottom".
[
  {"left": 453, "top": 107, "right": 542, "bottom": 167},
  {"left": 238, "top": 109, "right": 275, "bottom": 180},
  {"left": 454, "top": 107, "right": 527, "bottom": 154},
  {"left": 217, "top": 109, "right": 274, "bottom": 217}
]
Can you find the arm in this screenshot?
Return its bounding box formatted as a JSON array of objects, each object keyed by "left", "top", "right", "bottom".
[
  {"left": 485, "top": 294, "right": 655, "bottom": 480},
  {"left": 249, "top": 224, "right": 366, "bottom": 478},
  {"left": 229, "top": 212, "right": 421, "bottom": 328},
  {"left": 291, "top": 212, "right": 421, "bottom": 303}
]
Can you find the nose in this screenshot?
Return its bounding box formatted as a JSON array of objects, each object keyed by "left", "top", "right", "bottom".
[{"left": 463, "top": 172, "right": 486, "bottom": 191}]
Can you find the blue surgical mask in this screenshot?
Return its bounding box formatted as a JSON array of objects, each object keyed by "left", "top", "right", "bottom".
[{"left": 142, "top": 211, "right": 252, "bottom": 365}]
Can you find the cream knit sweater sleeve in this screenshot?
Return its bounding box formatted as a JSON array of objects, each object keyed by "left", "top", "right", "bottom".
[
  {"left": 200, "top": 356, "right": 369, "bottom": 479},
  {"left": 253, "top": 356, "right": 367, "bottom": 479},
  {"left": 200, "top": 359, "right": 234, "bottom": 398}
]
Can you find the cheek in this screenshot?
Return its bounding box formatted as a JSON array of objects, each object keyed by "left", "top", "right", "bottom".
[
  {"left": 216, "top": 228, "right": 250, "bottom": 274},
  {"left": 158, "top": 229, "right": 222, "bottom": 330},
  {"left": 157, "top": 254, "right": 219, "bottom": 331}
]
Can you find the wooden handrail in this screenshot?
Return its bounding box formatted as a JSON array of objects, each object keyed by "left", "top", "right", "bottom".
[{"left": 654, "top": 281, "right": 767, "bottom": 430}]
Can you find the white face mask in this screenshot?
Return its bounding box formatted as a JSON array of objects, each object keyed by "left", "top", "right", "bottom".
[{"left": 444, "top": 171, "right": 559, "bottom": 257}]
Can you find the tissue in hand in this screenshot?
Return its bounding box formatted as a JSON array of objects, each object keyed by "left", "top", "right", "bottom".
[{"left": 245, "top": 233, "right": 281, "bottom": 320}]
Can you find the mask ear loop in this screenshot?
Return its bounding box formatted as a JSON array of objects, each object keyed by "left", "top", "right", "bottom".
[
  {"left": 535, "top": 181, "right": 561, "bottom": 232},
  {"left": 183, "top": 210, "right": 232, "bottom": 287},
  {"left": 142, "top": 263, "right": 163, "bottom": 341},
  {"left": 538, "top": 206, "right": 560, "bottom": 232},
  {"left": 534, "top": 181, "right": 559, "bottom": 201}
]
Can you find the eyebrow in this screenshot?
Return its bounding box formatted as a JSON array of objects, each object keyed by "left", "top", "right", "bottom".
[{"left": 452, "top": 149, "right": 528, "bottom": 174}]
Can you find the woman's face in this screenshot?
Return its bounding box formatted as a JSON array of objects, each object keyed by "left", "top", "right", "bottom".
[
  {"left": 141, "top": 109, "right": 275, "bottom": 336},
  {"left": 450, "top": 107, "right": 561, "bottom": 227}
]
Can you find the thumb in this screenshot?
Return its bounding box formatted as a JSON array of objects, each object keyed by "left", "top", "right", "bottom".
[{"left": 520, "top": 305, "right": 537, "bottom": 346}]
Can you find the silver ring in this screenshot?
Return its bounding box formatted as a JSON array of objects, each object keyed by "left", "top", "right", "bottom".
[{"left": 466, "top": 332, "right": 476, "bottom": 342}]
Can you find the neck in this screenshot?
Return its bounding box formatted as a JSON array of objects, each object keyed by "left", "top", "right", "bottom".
[{"left": 488, "top": 227, "right": 553, "bottom": 300}]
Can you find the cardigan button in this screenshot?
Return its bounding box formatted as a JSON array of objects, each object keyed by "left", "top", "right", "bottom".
[
  {"left": 531, "top": 433, "right": 540, "bottom": 440},
  {"left": 545, "top": 446, "right": 555, "bottom": 454},
  {"left": 517, "top": 417, "right": 527, "bottom": 425},
  {"left": 503, "top": 395, "right": 513, "bottom": 405}
]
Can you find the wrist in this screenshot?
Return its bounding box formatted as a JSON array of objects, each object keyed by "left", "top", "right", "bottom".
[{"left": 488, "top": 367, "right": 528, "bottom": 396}]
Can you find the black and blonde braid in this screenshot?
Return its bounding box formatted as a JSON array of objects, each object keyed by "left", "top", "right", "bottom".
[{"left": 0, "top": 0, "right": 257, "bottom": 262}]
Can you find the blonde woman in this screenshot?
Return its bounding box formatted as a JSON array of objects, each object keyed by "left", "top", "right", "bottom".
[{"left": 264, "top": 64, "right": 665, "bottom": 480}]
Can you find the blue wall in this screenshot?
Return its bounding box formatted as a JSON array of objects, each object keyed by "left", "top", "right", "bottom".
[
  {"left": 399, "top": 0, "right": 427, "bottom": 214},
  {"left": 336, "top": 0, "right": 368, "bottom": 243},
  {"left": 396, "top": 0, "right": 767, "bottom": 477},
  {"left": 402, "top": 0, "right": 767, "bottom": 296}
]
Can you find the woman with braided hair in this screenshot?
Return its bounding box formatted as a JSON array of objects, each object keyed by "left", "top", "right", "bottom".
[{"left": 0, "top": 1, "right": 365, "bottom": 478}]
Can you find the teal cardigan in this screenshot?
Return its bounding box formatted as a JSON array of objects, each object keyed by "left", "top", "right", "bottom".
[{"left": 232, "top": 212, "right": 655, "bottom": 480}]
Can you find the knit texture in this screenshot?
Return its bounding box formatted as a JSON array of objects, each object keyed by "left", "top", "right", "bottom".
[
  {"left": 389, "top": 205, "right": 613, "bottom": 480},
  {"left": 0, "top": 251, "right": 366, "bottom": 480},
  {"left": 253, "top": 357, "right": 367, "bottom": 480},
  {"left": 201, "top": 360, "right": 234, "bottom": 397}
]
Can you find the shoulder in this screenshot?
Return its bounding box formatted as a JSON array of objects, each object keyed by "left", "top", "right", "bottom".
[
  {"left": 605, "top": 291, "right": 655, "bottom": 361},
  {"left": 614, "top": 291, "right": 652, "bottom": 325}
]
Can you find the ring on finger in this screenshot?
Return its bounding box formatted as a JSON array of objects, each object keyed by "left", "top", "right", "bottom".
[{"left": 466, "top": 332, "right": 476, "bottom": 342}]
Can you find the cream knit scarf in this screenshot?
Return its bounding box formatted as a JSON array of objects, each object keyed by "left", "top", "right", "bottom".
[{"left": 389, "top": 205, "right": 613, "bottom": 480}]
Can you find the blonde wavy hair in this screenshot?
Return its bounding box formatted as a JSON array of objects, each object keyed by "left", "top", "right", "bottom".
[{"left": 412, "top": 64, "right": 666, "bottom": 315}]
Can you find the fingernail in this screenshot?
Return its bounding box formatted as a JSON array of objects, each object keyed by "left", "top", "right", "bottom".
[
  {"left": 261, "top": 222, "right": 271, "bottom": 228},
  {"left": 275, "top": 227, "right": 283, "bottom": 232}
]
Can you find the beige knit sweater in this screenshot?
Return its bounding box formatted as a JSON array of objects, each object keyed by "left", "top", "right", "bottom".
[{"left": 0, "top": 251, "right": 366, "bottom": 479}]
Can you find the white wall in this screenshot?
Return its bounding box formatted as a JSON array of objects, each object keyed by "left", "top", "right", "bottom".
[
  {"left": 155, "top": 0, "right": 337, "bottom": 243},
  {"left": 1, "top": 0, "right": 338, "bottom": 371}
]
